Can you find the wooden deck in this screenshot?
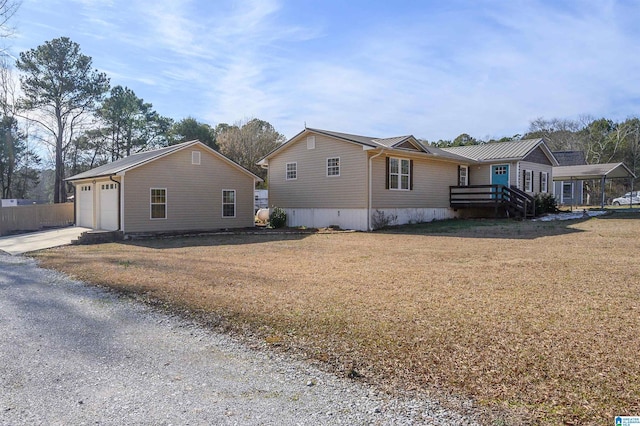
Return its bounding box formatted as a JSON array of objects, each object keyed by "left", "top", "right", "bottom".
[{"left": 450, "top": 185, "right": 536, "bottom": 218}]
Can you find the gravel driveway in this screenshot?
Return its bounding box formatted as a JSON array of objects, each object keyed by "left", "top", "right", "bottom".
[{"left": 0, "top": 254, "right": 480, "bottom": 425}]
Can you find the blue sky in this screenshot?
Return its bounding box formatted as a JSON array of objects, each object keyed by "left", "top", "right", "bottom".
[{"left": 9, "top": 0, "right": 640, "bottom": 142}]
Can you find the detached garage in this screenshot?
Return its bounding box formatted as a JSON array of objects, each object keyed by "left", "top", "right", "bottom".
[{"left": 66, "top": 140, "right": 262, "bottom": 234}]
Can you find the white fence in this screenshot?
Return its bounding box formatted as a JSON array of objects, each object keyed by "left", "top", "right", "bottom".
[{"left": 0, "top": 203, "right": 74, "bottom": 236}]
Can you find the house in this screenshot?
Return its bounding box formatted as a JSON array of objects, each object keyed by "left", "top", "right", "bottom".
[
  {"left": 66, "top": 140, "right": 262, "bottom": 234},
  {"left": 552, "top": 151, "right": 587, "bottom": 205},
  {"left": 257, "top": 128, "right": 557, "bottom": 231}
]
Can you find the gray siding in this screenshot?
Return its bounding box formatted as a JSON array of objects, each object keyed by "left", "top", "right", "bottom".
[
  {"left": 371, "top": 154, "right": 458, "bottom": 208},
  {"left": 268, "top": 134, "right": 369, "bottom": 208},
  {"left": 523, "top": 146, "right": 553, "bottom": 166},
  {"left": 519, "top": 161, "right": 553, "bottom": 194},
  {"left": 122, "top": 147, "right": 255, "bottom": 233}
]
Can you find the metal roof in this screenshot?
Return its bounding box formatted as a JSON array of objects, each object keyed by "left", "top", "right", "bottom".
[
  {"left": 441, "top": 138, "right": 547, "bottom": 161},
  {"left": 553, "top": 163, "right": 636, "bottom": 180},
  {"left": 67, "top": 140, "right": 263, "bottom": 182}
]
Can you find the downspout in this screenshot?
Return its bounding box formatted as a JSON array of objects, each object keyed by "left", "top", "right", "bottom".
[
  {"left": 72, "top": 183, "right": 77, "bottom": 225},
  {"left": 368, "top": 148, "right": 385, "bottom": 231},
  {"left": 109, "top": 175, "right": 121, "bottom": 231}
]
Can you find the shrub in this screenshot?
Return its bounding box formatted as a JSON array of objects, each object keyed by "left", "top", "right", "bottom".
[
  {"left": 269, "top": 207, "right": 287, "bottom": 228},
  {"left": 371, "top": 209, "right": 397, "bottom": 230},
  {"left": 534, "top": 193, "right": 559, "bottom": 215}
]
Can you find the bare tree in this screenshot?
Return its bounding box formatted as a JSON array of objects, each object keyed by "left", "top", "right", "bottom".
[{"left": 217, "top": 118, "right": 285, "bottom": 181}]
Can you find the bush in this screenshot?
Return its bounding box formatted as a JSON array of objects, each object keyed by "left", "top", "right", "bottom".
[
  {"left": 534, "top": 193, "right": 559, "bottom": 215},
  {"left": 269, "top": 207, "right": 287, "bottom": 228},
  {"left": 371, "top": 209, "right": 397, "bottom": 230}
]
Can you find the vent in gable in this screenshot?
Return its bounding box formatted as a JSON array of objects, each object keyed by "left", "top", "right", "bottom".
[
  {"left": 307, "top": 136, "right": 315, "bottom": 150},
  {"left": 192, "top": 151, "right": 201, "bottom": 165}
]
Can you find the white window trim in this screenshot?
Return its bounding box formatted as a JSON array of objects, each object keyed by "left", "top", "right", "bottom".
[
  {"left": 222, "top": 189, "right": 236, "bottom": 218},
  {"left": 327, "top": 157, "right": 340, "bottom": 177},
  {"left": 150, "top": 188, "right": 167, "bottom": 220},
  {"left": 389, "top": 157, "right": 411, "bottom": 191},
  {"left": 192, "top": 151, "right": 201, "bottom": 165},
  {"left": 524, "top": 169, "right": 533, "bottom": 192},
  {"left": 459, "top": 165, "right": 468, "bottom": 186},
  {"left": 541, "top": 172, "right": 548, "bottom": 193},
  {"left": 286, "top": 162, "right": 297, "bottom": 180}
]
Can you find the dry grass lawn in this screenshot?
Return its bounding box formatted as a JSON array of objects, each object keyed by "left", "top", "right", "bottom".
[{"left": 33, "top": 213, "right": 640, "bottom": 424}]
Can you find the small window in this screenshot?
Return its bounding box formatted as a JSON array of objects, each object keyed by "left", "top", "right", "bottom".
[
  {"left": 524, "top": 170, "right": 533, "bottom": 192},
  {"left": 222, "top": 190, "right": 236, "bottom": 218},
  {"left": 307, "top": 136, "right": 315, "bottom": 150},
  {"left": 150, "top": 188, "right": 167, "bottom": 219},
  {"left": 192, "top": 151, "right": 201, "bottom": 165},
  {"left": 459, "top": 166, "right": 468, "bottom": 186},
  {"left": 327, "top": 157, "right": 340, "bottom": 177},
  {"left": 541, "top": 172, "right": 548, "bottom": 193},
  {"left": 286, "top": 162, "right": 297, "bottom": 180},
  {"left": 389, "top": 157, "right": 410, "bottom": 190}
]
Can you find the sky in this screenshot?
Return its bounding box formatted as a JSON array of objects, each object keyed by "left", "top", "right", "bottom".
[{"left": 8, "top": 0, "right": 640, "bottom": 142}]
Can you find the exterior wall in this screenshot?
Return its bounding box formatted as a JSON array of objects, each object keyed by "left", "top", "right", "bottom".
[
  {"left": 268, "top": 134, "right": 369, "bottom": 209},
  {"left": 122, "top": 147, "right": 255, "bottom": 233},
  {"left": 285, "top": 208, "right": 368, "bottom": 231},
  {"left": 518, "top": 161, "right": 554, "bottom": 194},
  {"left": 370, "top": 153, "right": 459, "bottom": 209},
  {"left": 469, "top": 162, "right": 519, "bottom": 186},
  {"left": 523, "top": 146, "right": 553, "bottom": 166},
  {"left": 554, "top": 180, "right": 584, "bottom": 205}
]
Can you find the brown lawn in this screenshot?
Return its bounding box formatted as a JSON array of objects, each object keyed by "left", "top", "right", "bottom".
[{"left": 32, "top": 212, "right": 640, "bottom": 424}]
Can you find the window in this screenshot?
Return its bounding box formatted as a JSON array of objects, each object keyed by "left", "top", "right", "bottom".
[
  {"left": 541, "top": 172, "right": 548, "bottom": 193},
  {"left": 524, "top": 170, "right": 533, "bottom": 192},
  {"left": 459, "top": 166, "right": 468, "bottom": 186},
  {"left": 307, "top": 136, "right": 315, "bottom": 150},
  {"left": 562, "top": 182, "right": 573, "bottom": 201},
  {"left": 192, "top": 151, "right": 201, "bottom": 165},
  {"left": 222, "top": 190, "right": 236, "bottom": 218},
  {"left": 494, "top": 165, "right": 507, "bottom": 175},
  {"left": 327, "top": 157, "right": 340, "bottom": 177},
  {"left": 286, "top": 162, "right": 297, "bottom": 180},
  {"left": 388, "top": 157, "right": 411, "bottom": 190},
  {"left": 150, "top": 188, "right": 166, "bottom": 219}
]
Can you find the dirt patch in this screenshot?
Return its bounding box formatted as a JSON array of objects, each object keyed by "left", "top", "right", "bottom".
[{"left": 32, "top": 214, "right": 640, "bottom": 424}]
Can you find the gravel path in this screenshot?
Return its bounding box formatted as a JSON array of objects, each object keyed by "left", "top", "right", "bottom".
[{"left": 0, "top": 254, "right": 480, "bottom": 425}]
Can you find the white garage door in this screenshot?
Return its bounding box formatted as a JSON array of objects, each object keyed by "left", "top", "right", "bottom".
[
  {"left": 77, "top": 184, "right": 94, "bottom": 228},
  {"left": 99, "top": 183, "right": 118, "bottom": 231}
]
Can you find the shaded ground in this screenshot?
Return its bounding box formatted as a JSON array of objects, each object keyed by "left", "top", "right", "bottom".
[{"left": 33, "top": 212, "right": 640, "bottom": 424}]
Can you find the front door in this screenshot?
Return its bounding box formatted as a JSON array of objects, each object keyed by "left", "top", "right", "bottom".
[{"left": 491, "top": 164, "right": 509, "bottom": 199}]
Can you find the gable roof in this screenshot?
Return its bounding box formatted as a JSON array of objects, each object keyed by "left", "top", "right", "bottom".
[
  {"left": 552, "top": 151, "right": 587, "bottom": 166},
  {"left": 67, "top": 140, "right": 262, "bottom": 182},
  {"left": 258, "top": 128, "right": 472, "bottom": 164},
  {"left": 441, "top": 138, "right": 558, "bottom": 165},
  {"left": 553, "top": 163, "right": 635, "bottom": 180}
]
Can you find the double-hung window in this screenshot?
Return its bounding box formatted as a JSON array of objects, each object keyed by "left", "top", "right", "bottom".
[
  {"left": 150, "top": 188, "right": 167, "bottom": 219},
  {"left": 541, "top": 172, "right": 548, "bottom": 193},
  {"left": 459, "top": 165, "right": 468, "bottom": 186},
  {"left": 286, "top": 162, "right": 297, "bottom": 180},
  {"left": 222, "top": 190, "right": 236, "bottom": 218},
  {"left": 524, "top": 170, "right": 533, "bottom": 192},
  {"left": 389, "top": 157, "right": 410, "bottom": 190},
  {"left": 327, "top": 157, "right": 340, "bottom": 177}
]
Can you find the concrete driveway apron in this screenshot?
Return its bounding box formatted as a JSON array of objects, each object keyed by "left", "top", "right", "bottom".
[{"left": 0, "top": 227, "right": 90, "bottom": 255}]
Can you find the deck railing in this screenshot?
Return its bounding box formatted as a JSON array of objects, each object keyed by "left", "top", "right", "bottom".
[{"left": 450, "top": 185, "right": 536, "bottom": 218}]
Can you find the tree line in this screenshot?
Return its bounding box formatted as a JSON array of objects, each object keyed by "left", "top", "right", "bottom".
[
  {"left": 429, "top": 116, "right": 640, "bottom": 184},
  {"left": 2, "top": 32, "right": 284, "bottom": 202}
]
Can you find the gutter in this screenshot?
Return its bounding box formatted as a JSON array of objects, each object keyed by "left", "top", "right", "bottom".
[
  {"left": 368, "top": 148, "right": 385, "bottom": 231},
  {"left": 109, "top": 175, "right": 122, "bottom": 231}
]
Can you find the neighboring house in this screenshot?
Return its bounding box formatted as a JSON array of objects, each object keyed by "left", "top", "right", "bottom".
[
  {"left": 66, "top": 140, "right": 262, "bottom": 234},
  {"left": 258, "top": 128, "right": 557, "bottom": 231},
  {"left": 552, "top": 151, "right": 587, "bottom": 205}
]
